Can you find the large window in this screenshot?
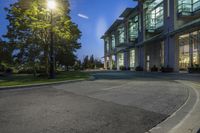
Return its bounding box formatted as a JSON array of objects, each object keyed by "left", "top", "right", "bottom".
[
  {"left": 118, "top": 26, "right": 125, "bottom": 44},
  {"left": 144, "top": 0, "right": 164, "bottom": 31},
  {"left": 179, "top": 34, "right": 190, "bottom": 69},
  {"left": 111, "top": 34, "right": 115, "bottom": 49},
  {"left": 178, "top": 0, "right": 200, "bottom": 15},
  {"left": 128, "top": 16, "right": 138, "bottom": 42},
  {"left": 179, "top": 31, "right": 200, "bottom": 70},
  {"left": 130, "top": 49, "right": 135, "bottom": 68},
  {"left": 117, "top": 53, "right": 124, "bottom": 67},
  {"left": 193, "top": 0, "right": 200, "bottom": 11},
  {"left": 105, "top": 39, "right": 109, "bottom": 53}
]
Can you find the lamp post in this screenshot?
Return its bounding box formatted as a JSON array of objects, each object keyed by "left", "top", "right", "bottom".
[{"left": 48, "top": 0, "right": 56, "bottom": 79}]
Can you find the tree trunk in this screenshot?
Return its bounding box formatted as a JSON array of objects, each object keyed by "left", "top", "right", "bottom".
[{"left": 44, "top": 44, "right": 49, "bottom": 76}]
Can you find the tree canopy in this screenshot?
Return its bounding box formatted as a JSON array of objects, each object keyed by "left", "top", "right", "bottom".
[{"left": 4, "top": 0, "right": 81, "bottom": 75}]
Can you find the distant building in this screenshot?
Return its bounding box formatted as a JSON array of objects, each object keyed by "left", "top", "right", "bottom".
[{"left": 102, "top": 0, "right": 200, "bottom": 71}]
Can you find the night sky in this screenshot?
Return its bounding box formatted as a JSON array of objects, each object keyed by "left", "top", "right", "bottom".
[{"left": 0, "top": 0, "right": 137, "bottom": 60}]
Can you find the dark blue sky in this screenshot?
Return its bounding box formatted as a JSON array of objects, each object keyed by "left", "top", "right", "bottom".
[{"left": 0, "top": 0, "right": 137, "bottom": 60}]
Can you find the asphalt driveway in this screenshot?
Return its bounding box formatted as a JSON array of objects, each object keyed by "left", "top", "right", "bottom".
[{"left": 0, "top": 71, "right": 191, "bottom": 133}]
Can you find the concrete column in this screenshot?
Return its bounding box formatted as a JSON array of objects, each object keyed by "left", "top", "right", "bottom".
[
  {"left": 109, "top": 56, "right": 112, "bottom": 69},
  {"left": 104, "top": 57, "right": 107, "bottom": 70},
  {"left": 116, "top": 53, "right": 120, "bottom": 70},
  {"left": 124, "top": 50, "right": 129, "bottom": 69},
  {"left": 189, "top": 33, "right": 194, "bottom": 67},
  {"left": 137, "top": 46, "right": 145, "bottom": 69},
  {"left": 135, "top": 46, "right": 139, "bottom": 67},
  {"left": 198, "top": 31, "right": 200, "bottom": 65},
  {"left": 164, "top": 35, "right": 178, "bottom": 71}
]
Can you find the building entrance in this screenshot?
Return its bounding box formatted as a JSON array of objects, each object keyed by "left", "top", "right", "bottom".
[{"left": 179, "top": 30, "right": 200, "bottom": 70}]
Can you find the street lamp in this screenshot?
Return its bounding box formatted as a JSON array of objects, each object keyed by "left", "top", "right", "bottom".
[
  {"left": 47, "top": 0, "right": 56, "bottom": 79},
  {"left": 48, "top": 0, "right": 56, "bottom": 10}
]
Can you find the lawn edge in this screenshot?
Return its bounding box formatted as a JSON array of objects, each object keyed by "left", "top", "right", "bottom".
[{"left": 0, "top": 77, "right": 92, "bottom": 90}]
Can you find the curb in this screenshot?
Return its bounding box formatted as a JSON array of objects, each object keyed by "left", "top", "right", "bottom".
[
  {"left": 147, "top": 80, "right": 200, "bottom": 133},
  {"left": 0, "top": 79, "right": 87, "bottom": 91}
]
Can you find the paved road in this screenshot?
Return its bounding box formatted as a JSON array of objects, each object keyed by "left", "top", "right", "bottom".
[{"left": 0, "top": 71, "right": 197, "bottom": 133}]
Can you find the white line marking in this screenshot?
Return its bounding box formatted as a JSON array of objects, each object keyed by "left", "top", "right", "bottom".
[
  {"left": 169, "top": 81, "right": 200, "bottom": 133},
  {"left": 101, "top": 82, "right": 133, "bottom": 91},
  {"left": 149, "top": 80, "right": 197, "bottom": 133},
  {"left": 149, "top": 80, "right": 191, "bottom": 132}
]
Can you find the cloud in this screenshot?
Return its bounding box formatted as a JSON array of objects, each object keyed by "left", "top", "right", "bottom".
[{"left": 78, "top": 14, "right": 89, "bottom": 19}]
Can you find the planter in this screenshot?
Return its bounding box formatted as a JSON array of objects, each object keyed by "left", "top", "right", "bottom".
[
  {"left": 188, "top": 67, "right": 200, "bottom": 73},
  {"left": 160, "top": 67, "right": 174, "bottom": 73},
  {"left": 151, "top": 65, "right": 158, "bottom": 72},
  {"left": 135, "top": 66, "right": 143, "bottom": 71}
]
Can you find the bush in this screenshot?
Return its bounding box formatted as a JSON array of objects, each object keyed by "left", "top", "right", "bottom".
[
  {"left": 18, "top": 68, "right": 46, "bottom": 74},
  {"left": 188, "top": 65, "right": 200, "bottom": 73},
  {"left": 5, "top": 68, "right": 13, "bottom": 75},
  {"left": 120, "top": 66, "right": 126, "bottom": 71},
  {"left": 0, "top": 64, "right": 5, "bottom": 72},
  {"left": 18, "top": 69, "right": 34, "bottom": 74},
  {"left": 112, "top": 67, "right": 117, "bottom": 70},
  {"left": 160, "top": 66, "right": 173, "bottom": 73},
  {"left": 135, "top": 66, "right": 143, "bottom": 71},
  {"left": 151, "top": 65, "right": 158, "bottom": 72},
  {"left": 74, "top": 65, "right": 81, "bottom": 71}
]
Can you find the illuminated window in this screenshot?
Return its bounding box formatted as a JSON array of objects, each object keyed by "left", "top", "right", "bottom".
[
  {"left": 128, "top": 16, "right": 138, "bottom": 42},
  {"left": 118, "top": 53, "right": 124, "bottom": 67},
  {"left": 144, "top": 0, "right": 164, "bottom": 31},
  {"left": 118, "top": 26, "right": 125, "bottom": 44},
  {"left": 130, "top": 49, "right": 135, "bottom": 68},
  {"left": 179, "top": 34, "right": 190, "bottom": 69},
  {"left": 111, "top": 34, "right": 115, "bottom": 49},
  {"left": 178, "top": 0, "right": 200, "bottom": 15},
  {"left": 105, "top": 39, "right": 109, "bottom": 53}
]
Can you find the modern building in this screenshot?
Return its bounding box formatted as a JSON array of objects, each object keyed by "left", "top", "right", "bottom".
[{"left": 102, "top": 0, "right": 200, "bottom": 71}]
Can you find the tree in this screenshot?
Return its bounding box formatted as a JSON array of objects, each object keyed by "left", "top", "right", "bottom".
[
  {"left": 4, "top": 0, "right": 81, "bottom": 76},
  {"left": 83, "top": 55, "right": 89, "bottom": 69},
  {"left": 89, "top": 55, "right": 95, "bottom": 69},
  {"left": 0, "top": 38, "right": 14, "bottom": 66},
  {"left": 82, "top": 55, "right": 104, "bottom": 70},
  {"left": 94, "top": 59, "right": 104, "bottom": 68}
]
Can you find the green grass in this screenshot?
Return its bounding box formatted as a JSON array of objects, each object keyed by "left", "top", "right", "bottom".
[{"left": 0, "top": 71, "right": 90, "bottom": 87}]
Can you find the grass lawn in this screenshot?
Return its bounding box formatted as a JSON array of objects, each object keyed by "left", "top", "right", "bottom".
[{"left": 0, "top": 71, "right": 90, "bottom": 87}]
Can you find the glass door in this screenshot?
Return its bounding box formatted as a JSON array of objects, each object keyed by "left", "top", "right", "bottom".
[{"left": 179, "top": 34, "right": 190, "bottom": 70}]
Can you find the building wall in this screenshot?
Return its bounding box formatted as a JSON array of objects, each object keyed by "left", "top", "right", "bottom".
[{"left": 103, "top": 0, "right": 200, "bottom": 71}]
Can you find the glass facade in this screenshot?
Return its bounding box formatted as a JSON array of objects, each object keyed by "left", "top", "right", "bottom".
[
  {"left": 105, "top": 39, "right": 109, "bottom": 53},
  {"left": 144, "top": 0, "right": 164, "bottom": 31},
  {"left": 111, "top": 34, "right": 115, "bottom": 49},
  {"left": 118, "top": 26, "right": 125, "bottom": 44},
  {"left": 130, "top": 49, "right": 135, "bottom": 68},
  {"left": 178, "top": 0, "right": 200, "bottom": 15},
  {"left": 179, "top": 31, "right": 200, "bottom": 70},
  {"left": 117, "top": 53, "right": 124, "bottom": 67},
  {"left": 128, "top": 16, "right": 138, "bottom": 42}
]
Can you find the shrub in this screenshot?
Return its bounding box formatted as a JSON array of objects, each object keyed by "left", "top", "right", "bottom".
[
  {"left": 0, "top": 64, "right": 5, "bottom": 72},
  {"left": 112, "top": 67, "right": 117, "bottom": 70},
  {"left": 188, "top": 65, "right": 200, "bottom": 73},
  {"left": 151, "top": 65, "right": 158, "bottom": 72},
  {"left": 160, "top": 66, "right": 173, "bottom": 73},
  {"left": 18, "top": 68, "right": 46, "bottom": 74},
  {"left": 135, "top": 66, "right": 143, "bottom": 71},
  {"left": 120, "top": 66, "right": 126, "bottom": 71},
  {"left": 5, "top": 68, "right": 13, "bottom": 75}
]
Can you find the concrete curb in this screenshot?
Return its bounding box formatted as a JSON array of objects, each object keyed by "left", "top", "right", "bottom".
[
  {"left": 0, "top": 79, "right": 87, "bottom": 91},
  {"left": 147, "top": 80, "right": 200, "bottom": 133}
]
